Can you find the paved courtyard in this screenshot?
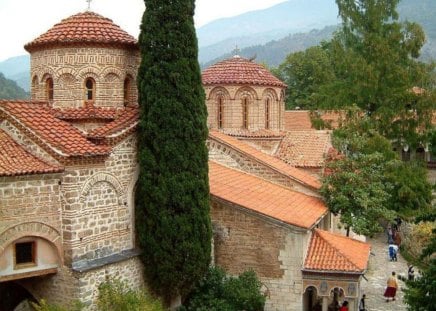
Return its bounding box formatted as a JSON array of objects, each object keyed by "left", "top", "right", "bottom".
[{"left": 360, "top": 232, "right": 411, "bottom": 311}]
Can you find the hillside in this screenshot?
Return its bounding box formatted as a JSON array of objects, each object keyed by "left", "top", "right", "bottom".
[
  {"left": 0, "top": 72, "right": 29, "bottom": 100},
  {"left": 197, "top": 0, "right": 339, "bottom": 63},
  {"left": 201, "top": 0, "right": 436, "bottom": 67},
  {"left": 0, "top": 55, "right": 30, "bottom": 92}
]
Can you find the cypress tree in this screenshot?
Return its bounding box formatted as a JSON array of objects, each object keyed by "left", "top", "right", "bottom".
[{"left": 135, "top": 0, "right": 211, "bottom": 303}]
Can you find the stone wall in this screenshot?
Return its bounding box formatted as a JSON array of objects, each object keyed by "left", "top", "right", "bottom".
[
  {"left": 211, "top": 199, "right": 309, "bottom": 311},
  {"left": 205, "top": 85, "right": 285, "bottom": 131},
  {"left": 61, "top": 135, "right": 138, "bottom": 264},
  {"left": 30, "top": 47, "right": 140, "bottom": 109}
]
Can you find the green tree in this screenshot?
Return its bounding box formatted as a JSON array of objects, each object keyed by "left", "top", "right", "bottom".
[
  {"left": 404, "top": 211, "right": 436, "bottom": 311},
  {"left": 136, "top": 0, "right": 212, "bottom": 303},
  {"left": 319, "top": 0, "right": 435, "bottom": 146},
  {"left": 181, "top": 267, "right": 265, "bottom": 311},
  {"left": 272, "top": 45, "right": 335, "bottom": 110}
]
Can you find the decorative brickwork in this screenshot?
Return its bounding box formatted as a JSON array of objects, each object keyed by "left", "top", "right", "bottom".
[{"left": 30, "top": 47, "right": 139, "bottom": 109}]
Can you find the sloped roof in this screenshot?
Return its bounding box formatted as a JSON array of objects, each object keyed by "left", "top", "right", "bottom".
[
  {"left": 209, "top": 130, "right": 321, "bottom": 189},
  {"left": 304, "top": 229, "right": 370, "bottom": 273},
  {"left": 209, "top": 161, "right": 327, "bottom": 229},
  {"left": 0, "top": 100, "right": 110, "bottom": 158},
  {"left": 88, "top": 107, "right": 138, "bottom": 139},
  {"left": 0, "top": 128, "right": 63, "bottom": 176},
  {"left": 284, "top": 110, "right": 344, "bottom": 131},
  {"left": 202, "top": 56, "right": 287, "bottom": 88},
  {"left": 220, "top": 128, "right": 285, "bottom": 139},
  {"left": 24, "top": 11, "right": 137, "bottom": 52},
  {"left": 276, "top": 130, "right": 332, "bottom": 168}
]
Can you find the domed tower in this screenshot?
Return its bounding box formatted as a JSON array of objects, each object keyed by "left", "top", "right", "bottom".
[
  {"left": 24, "top": 11, "right": 139, "bottom": 109},
  {"left": 202, "top": 55, "right": 287, "bottom": 131}
]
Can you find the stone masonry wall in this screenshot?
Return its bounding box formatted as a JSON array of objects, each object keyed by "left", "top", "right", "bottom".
[
  {"left": 61, "top": 135, "right": 138, "bottom": 264},
  {"left": 208, "top": 138, "right": 319, "bottom": 197},
  {"left": 205, "top": 85, "right": 285, "bottom": 131},
  {"left": 211, "top": 199, "right": 309, "bottom": 311},
  {"left": 30, "top": 47, "right": 140, "bottom": 109}
]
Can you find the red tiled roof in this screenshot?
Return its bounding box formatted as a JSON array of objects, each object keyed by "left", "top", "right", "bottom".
[
  {"left": 284, "top": 111, "right": 313, "bottom": 130},
  {"left": 209, "top": 130, "right": 321, "bottom": 189},
  {"left": 209, "top": 161, "right": 327, "bottom": 229},
  {"left": 0, "top": 129, "right": 63, "bottom": 176},
  {"left": 202, "top": 56, "right": 287, "bottom": 88},
  {"left": 0, "top": 100, "right": 110, "bottom": 158},
  {"left": 284, "top": 110, "right": 344, "bottom": 131},
  {"left": 88, "top": 107, "right": 138, "bottom": 139},
  {"left": 54, "top": 106, "right": 119, "bottom": 121},
  {"left": 276, "top": 130, "right": 332, "bottom": 168},
  {"left": 24, "top": 11, "right": 137, "bottom": 52},
  {"left": 304, "top": 229, "right": 370, "bottom": 273}
]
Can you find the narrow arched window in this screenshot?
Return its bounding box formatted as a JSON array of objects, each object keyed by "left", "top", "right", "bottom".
[
  {"left": 217, "top": 96, "right": 224, "bottom": 129},
  {"left": 85, "top": 77, "right": 95, "bottom": 101},
  {"left": 242, "top": 97, "right": 249, "bottom": 129},
  {"left": 124, "top": 77, "right": 131, "bottom": 106},
  {"left": 46, "top": 78, "right": 54, "bottom": 101},
  {"left": 265, "top": 98, "right": 270, "bottom": 129}
]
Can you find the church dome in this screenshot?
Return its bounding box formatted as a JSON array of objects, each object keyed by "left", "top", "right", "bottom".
[
  {"left": 24, "top": 11, "right": 137, "bottom": 52},
  {"left": 202, "top": 55, "right": 286, "bottom": 88}
]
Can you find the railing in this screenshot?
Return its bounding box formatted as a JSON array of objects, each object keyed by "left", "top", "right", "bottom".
[{"left": 427, "top": 161, "right": 436, "bottom": 169}]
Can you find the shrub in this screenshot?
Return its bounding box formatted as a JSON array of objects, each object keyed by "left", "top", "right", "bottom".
[
  {"left": 181, "top": 267, "right": 266, "bottom": 311},
  {"left": 97, "top": 279, "right": 164, "bottom": 311}
]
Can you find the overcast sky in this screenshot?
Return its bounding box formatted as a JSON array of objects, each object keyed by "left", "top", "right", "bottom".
[{"left": 0, "top": 0, "right": 286, "bottom": 61}]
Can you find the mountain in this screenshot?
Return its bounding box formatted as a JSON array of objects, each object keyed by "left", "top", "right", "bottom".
[
  {"left": 197, "top": 0, "right": 339, "bottom": 63},
  {"left": 201, "top": 0, "right": 436, "bottom": 68},
  {"left": 0, "top": 55, "right": 30, "bottom": 92},
  {"left": 0, "top": 72, "right": 29, "bottom": 100}
]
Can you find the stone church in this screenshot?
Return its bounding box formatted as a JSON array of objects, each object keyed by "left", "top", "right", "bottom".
[{"left": 0, "top": 9, "right": 370, "bottom": 311}]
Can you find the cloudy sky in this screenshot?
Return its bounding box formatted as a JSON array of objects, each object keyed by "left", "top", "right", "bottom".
[{"left": 0, "top": 0, "right": 286, "bottom": 61}]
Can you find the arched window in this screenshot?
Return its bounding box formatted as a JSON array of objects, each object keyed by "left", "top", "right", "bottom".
[
  {"left": 46, "top": 78, "right": 54, "bottom": 101},
  {"left": 242, "top": 97, "right": 249, "bottom": 129},
  {"left": 124, "top": 77, "right": 131, "bottom": 106},
  {"left": 85, "top": 77, "right": 95, "bottom": 101},
  {"left": 265, "top": 98, "right": 270, "bottom": 129},
  {"left": 217, "top": 96, "right": 224, "bottom": 129}
]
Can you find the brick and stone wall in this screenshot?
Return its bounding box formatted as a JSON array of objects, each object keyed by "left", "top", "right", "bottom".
[
  {"left": 30, "top": 47, "right": 140, "bottom": 109},
  {"left": 205, "top": 85, "right": 285, "bottom": 131},
  {"left": 211, "top": 199, "right": 310, "bottom": 311}
]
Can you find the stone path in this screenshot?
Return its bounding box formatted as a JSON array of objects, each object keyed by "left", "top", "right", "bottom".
[{"left": 360, "top": 233, "right": 410, "bottom": 311}]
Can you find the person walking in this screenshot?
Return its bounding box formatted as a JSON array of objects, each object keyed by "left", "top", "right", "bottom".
[
  {"left": 384, "top": 271, "right": 399, "bottom": 302},
  {"left": 388, "top": 243, "right": 398, "bottom": 261},
  {"left": 359, "top": 294, "right": 366, "bottom": 311}
]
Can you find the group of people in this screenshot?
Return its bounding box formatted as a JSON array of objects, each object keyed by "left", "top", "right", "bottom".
[{"left": 387, "top": 219, "right": 402, "bottom": 261}]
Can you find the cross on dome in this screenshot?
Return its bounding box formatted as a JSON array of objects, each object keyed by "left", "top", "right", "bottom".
[{"left": 86, "top": 0, "right": 92, "bottom": 11}]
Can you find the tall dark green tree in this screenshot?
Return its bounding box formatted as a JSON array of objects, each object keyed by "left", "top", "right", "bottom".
[
  {"left": 135, "top": 0, "right": 212, "bottom": 303},
  {"left": 319, "top": 0, "right": 435, "bottom": 146}
]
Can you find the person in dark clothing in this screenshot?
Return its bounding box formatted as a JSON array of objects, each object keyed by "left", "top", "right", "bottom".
[
  {"left": 408, "top": 265, "right": 415, "bottom": 281},
  {"left": 359, "top": 294, "right": 366, "bottom": 311}
]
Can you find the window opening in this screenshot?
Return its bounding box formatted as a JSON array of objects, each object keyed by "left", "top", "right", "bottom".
[
  {"left": 265, "top": 98, "right": 270, "bottom": 129},
  {"left": 242, "top": 97, "right": 249, "bottom": 129},
  {"left": 46, "top": 78, "right": 54, "bottom": 101},
  {"left": 217, "top": 96, "right": 224, "bottom": 129},
  {"left": 85, "top": 78, "right": 95, "bottom": 101},
  {"left": 15, "top": 241, "right": 36, "bottom": 268},
  {"left": 124, "top": 78, "right": 130, "bottom": 106}
]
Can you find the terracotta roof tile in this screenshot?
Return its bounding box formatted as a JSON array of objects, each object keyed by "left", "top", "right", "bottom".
[
  {"left": 202, "top": 56, "right": 287, "bottom": 87},
  {"left": 0, "top": 100, "right": 110, "bottom": 157},
  {"left": 0, "top": 129, "right": 63, "bottom": 176},
  {"left": 88, "top": 107, "right": 138, "bottom": 139},
  {"left": 209, "top": 130, "right": 321, "bottom": 189},
  {"left": 209, "top": 161, "right": 327, "bottom": 229},
  {"left": 276, "top": 130, "right": 332, "bottom": 168},
  {"left": 304, "top": 229, "right": 370, "bottom": 273},
  {"left": 24, "top": 11, "right": 137, "bottom": 52},
  {"left": 284, "top": 110, "right": 344, "bottom": 131},
  {"left": 54, "top": 106, "right": 119, "bottom": 121}
]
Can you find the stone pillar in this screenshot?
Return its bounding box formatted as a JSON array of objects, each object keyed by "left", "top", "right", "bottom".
[{"left": 322, "top": 296, "right": 329, "bottom": 311}]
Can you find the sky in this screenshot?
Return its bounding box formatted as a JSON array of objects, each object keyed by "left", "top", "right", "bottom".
[{"left": 0, "top": 0, "right": 286, "bottom": 62}]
